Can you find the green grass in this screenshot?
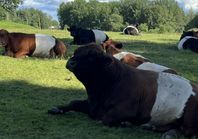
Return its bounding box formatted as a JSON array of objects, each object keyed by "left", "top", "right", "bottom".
[
  {"left": 0, "top": 20, "right": 36, "bottom": 30},
  {"left": 1, "top": 22, "right": 198, "bottom": 139}
]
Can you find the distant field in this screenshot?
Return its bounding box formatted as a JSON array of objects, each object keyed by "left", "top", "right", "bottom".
[{"left": 0, "top": 21, "right": 198, "bottom": 139}]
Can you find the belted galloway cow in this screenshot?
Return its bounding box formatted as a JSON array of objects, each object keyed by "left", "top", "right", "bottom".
[
  {"left": 67, "top": 26, "right": 109, "bottom": 45},
  {"left": 178, "top": 30, "right": 198, "bottom": 53},
  {"left": 0, "top": 29, "right": 67, "bottom": 58},
  {"left": 49, "top": 43, "right": 198, "bottom": 139},
  {"left": 101, "top": 41, "right": 177, "bottom": 74}
]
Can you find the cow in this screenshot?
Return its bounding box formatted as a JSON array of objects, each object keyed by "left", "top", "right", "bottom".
[
  {"left": 101, "top": 42, "right": 177, "bottom": 74},
  {"left": 0, "top": 29, "right": 67, "bottom": 58},
  {"left": 178, "top": 36, "right": 198, "bottom": 53},
  {"left": 178, "top": 30, "right": 198, "bottom": 53},
  {"left": 179, "top": 30, "right": 198, "bottom": 40},
  {"left": 101, "top": 39, "right": 123, "bottom": 52},
  {"left": 48, "top": 43, "right": 198, "bottom": 139},
  {"left": 67, "top": 26, "right": 109, "bottom": 45},
  {"left": 123, "top": 24, "right": 139, "bottom": 35}
]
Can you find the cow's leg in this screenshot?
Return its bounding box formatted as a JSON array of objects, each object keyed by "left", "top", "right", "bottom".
[
  {"left": 14, "top": 50, "right": 29, "bottom": 58},
  {"left": 102, "top": 103, "right": 141, "bottom": 127},
  {"left": 48, "top": 100, "right": 89, "bottom": 115},
  {"left": 4, "top": 50, "right": 14, "bottom": 57}
]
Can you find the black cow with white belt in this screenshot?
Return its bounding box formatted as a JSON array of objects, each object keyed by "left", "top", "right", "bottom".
[{"left": 67, "top": 26, "right": 109, "bottom": 45}]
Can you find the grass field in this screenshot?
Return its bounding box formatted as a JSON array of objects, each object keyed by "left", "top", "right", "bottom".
[{"left": 1, "top": 21, "right": 198, "bottom": 139}]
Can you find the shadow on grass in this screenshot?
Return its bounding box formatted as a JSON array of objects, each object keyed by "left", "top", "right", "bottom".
[{"left": 0, "top": 80, "right": 162, "bottom": 139}]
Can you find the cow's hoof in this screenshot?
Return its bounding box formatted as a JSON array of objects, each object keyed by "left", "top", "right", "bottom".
[
  {"left": 161, "top": 129, "right": 180, "bottom": 139},
  {"left": 48, "top": 107, "right": 64, "bottom": 115}
]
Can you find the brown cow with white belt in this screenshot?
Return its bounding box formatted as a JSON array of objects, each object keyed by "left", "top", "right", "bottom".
[
  {"left": 49, "top": 43, "right": 198, "bottom": 139},
  {"left": 101, "top": 40, "right": 177, "bottom": 74},
  {"left": 0, "top": 29, "right": 67, "bottom": 58}
]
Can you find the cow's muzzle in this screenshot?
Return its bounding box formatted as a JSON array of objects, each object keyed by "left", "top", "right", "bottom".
[{"left": 66, "top": 59, "right": 77, "bottom": 72}]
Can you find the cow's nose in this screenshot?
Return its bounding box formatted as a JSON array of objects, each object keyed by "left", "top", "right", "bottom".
[{"left": 66, "top": 59, "right": 76, "bottom": 71}]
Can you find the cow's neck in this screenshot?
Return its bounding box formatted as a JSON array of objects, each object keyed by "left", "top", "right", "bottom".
[{"left": 85, "top": 59, "right": 130, "bottom": 97}]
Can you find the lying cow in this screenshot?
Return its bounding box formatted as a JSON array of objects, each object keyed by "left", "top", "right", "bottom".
[
  {"left": 123, "top": 24, "right": 139, "bottom": 35},
  {"left": 48, "top": 43, "right": 198, "bottom": 138},
  {"left": 67, "top": 26, "right": 109, "bottom": 45},
  {"left": 178, "top": 30, "right": 198, "bottom": 53},
  {"left": 101, "top": 39, "right": 123, "bottom": 51},
  {"left": 178, "top": 36, "right": 198, "bottom": 53},
  {"left": 179, "top": 30, "right": 198, "bottom": 40},
  {"left": 101, "top": 42, "right": 177, "bottom": 74},
  {"left": 0, "top": 29, "right": 67, "bottom": 58}
]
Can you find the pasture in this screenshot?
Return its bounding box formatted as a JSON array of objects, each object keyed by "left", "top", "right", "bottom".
[{"left": 1, "top": 22, "right": 198, "bottom": 139}]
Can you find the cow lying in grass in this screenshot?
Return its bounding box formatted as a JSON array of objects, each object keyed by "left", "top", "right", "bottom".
[
  {"left": 179, "top": 30, "right": 198, "bottom": 40},
  {"left": 67, "top": 26, "right": 109, "bottom": 45},
  {"left": 101, "top": 41, "right": 177, "bottom": 74},
  {"left": 123, "top": 24, "right": 139, "bottom": 35},
  {"left": 0, "top": 29, "right": 67, "bottom": 58},
  {"left": 178, "top": 30, "right": 198, "bottom": 53},
  {"left": 49, "top": 43, "right": 198, "bottom": 139}
]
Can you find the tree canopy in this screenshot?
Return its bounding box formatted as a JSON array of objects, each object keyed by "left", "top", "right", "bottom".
[
  {"left": 0, "top": 0, "right": 22, "bottom": 12},
  {"left": 0, "top": 0, "right": 58, "bottom": 29},
  {"left": 58, "top": 0, "right": 191, "bottom": 33},
  {"left": 1, "top": 0, "right": 198, "bottom": 32}
]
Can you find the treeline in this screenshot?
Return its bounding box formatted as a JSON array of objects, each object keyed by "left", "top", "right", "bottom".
[
  {"left": 0, "top": 0, "right": 58, "bottom": 29},
  {"left": 58, "top": 0, "right": 198, "bottom": 33},
  {"left": 16, "top": 8, "right": 59, "bottom": 29}
]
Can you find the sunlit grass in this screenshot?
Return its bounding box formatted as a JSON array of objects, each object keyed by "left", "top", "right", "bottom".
[{"left": 0, "top": 21, "right": 198, "bottom": 139}]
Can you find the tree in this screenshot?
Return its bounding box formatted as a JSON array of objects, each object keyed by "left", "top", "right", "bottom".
[
  {"left": 58, "top": 0, "right": 186, "bottom": 32},
  {"left": 58, "top": 0, "right": 124, "bottom": 31},
  {"left": 16, "top": 8, "right": 57, "bottom": 29},
  {"left": 185, "top": 14, "right": 198, "bottom": 30},
  {"left": 0, "top": 0, "right": 23, "bottom": 12}
]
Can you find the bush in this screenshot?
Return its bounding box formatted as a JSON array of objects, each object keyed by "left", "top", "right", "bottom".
[
  {"left": 138, "top": 23, "right": 148, "bottom": 32},
  {"left": 158, "top": 24, "right": 175, "bottom": 33}
]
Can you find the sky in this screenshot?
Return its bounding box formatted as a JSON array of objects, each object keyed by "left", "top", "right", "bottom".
[{"left": 19, "top": 0, "right": 198, "bottom": 21}]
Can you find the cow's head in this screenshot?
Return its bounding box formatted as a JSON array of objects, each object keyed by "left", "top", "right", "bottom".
[
  {"left": 66, "top": 43, "right": 113, "bottom": 79},
  {"left": 180, "top": 30, "right": 198, "bottom": 40},
  {"left": 101, "top": 39, "right": 123, "bottom": 55},
  {"left": 0, "top": 29, "right": 9, "bottom": 47},
  {"left": 67, "top": 26, "right": 80, "bottom": 37}
]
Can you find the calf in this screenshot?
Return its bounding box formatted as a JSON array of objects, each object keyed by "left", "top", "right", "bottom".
[
  {"left": 102, "top": 42, "right": 177, "bottom": 74},
  {"left": 0, "top": 29, "right": 67, "bottom": 58},
  {"left": 67, "top": 26, "right": 109, "bottom": 45},
  {"left": 48, "top": 44, "right": 198, "bottom": 138}
]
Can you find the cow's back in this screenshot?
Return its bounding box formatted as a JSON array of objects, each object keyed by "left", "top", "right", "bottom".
[
  {"left": 92, "top": 29, "right": 108, "bottom": 44},
  {"left": 8, "top": 33, "right": 35, "bottom": 53},
  {"left": 33, "top": 34, "right": 56, "bottom": 56},
  {"left": 149, "top": 72, "right": 195, "bottom": 125},
  {"left": 137, "top": 62, "right": 170, "bottom": 72}
]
